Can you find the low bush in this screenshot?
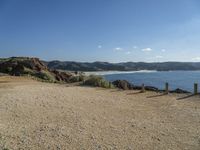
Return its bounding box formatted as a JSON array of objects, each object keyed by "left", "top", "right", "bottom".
[
  {"left": 69, "top": 75, "right": 85, "bottom": 83},
  {"left": 83, "top": 75, "right": 114, "bottom": 88},
  {"left": 34, "top": 71, "right": 55, "bottom": 82}
]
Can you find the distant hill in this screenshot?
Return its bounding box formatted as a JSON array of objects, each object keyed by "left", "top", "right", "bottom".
[
  {"left": 45, "top": 61, "right": 200, "bottom": 71},
  {"left": 1, "top": 57, "right": 200, "bottom": 75}
]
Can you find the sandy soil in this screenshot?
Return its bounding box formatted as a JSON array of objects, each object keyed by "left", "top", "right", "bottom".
[{"left": 0, "top": 76, "right": 200, "bottom": 150}]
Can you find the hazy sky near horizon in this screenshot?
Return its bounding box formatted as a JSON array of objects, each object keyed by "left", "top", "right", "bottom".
[{"left": 0, "top": 0, "right": 200, "bottom": 62}]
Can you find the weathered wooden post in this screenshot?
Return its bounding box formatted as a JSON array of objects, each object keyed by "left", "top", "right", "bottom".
[
  {"left": 165, "top": 82, "right": 169, "bottom": 94},
  {"left": 83, "top": 77, "right": 85, "bottom": 84},
  {"left": 141, "top": 84, "right": 145, "bottom": 93},
  {"left": 194, "top": 83, "right": 198, "bottom": 95},
  {"left": 109, "top": 82, "right": 112, "bottom": 88}
]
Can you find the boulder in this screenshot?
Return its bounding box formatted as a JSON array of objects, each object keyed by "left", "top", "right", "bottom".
[
  {"left": 171, "top": 88, "right": 190, "bottom": 93},
  {"left": 112, "top": 80, "right": 134, "bottom": 90},
  {"left": 145, "top": 86, "right": 159, "bottom": 92},
  {"left": 112, "top": 80, "right": 160, "bottom": 91}
]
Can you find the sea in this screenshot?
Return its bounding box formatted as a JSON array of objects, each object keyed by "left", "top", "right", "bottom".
[{"left": 85, "top": 71, "right": 200, "bottom": 92}]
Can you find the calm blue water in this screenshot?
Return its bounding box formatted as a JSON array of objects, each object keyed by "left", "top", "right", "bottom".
[{"left": 103, "top": 71, "right": 200, "bottom": 92}]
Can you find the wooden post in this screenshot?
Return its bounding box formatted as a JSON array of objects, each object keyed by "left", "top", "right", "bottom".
[
  {"left": 165, "top": 82, "right": 169, "bottom": 94},
  {"left": 194, "top": 83, "right": 198, "bottom": 95},
  {"left": 141, "top": 84, "right": 145, "bottom": 93},
  {"left": 109, "top": 82, "right": 112, "bottom": 88}
]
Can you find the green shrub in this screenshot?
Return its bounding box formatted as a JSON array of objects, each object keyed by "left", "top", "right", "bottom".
[
  {"left": 6, "top": 67, "right": 12, "bottom": 72},
  {"left": 83, "top": 75, "right": 114, "bottom": 88},
  {"left": 23, "top": 67, "right": 34, "bottom": 74},
  {"left": 69, "top": 75, "right": 85, "bottom": 83},
  {"left": 34, "top": 71, "right": 55, "bottom": 82}
]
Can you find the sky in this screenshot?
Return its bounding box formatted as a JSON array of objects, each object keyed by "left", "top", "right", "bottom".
[{"left": 0, "top": 0, "right": 200, "bottom": 62}]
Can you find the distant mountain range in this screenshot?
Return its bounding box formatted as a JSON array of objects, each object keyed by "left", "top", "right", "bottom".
[
  {"left": 45, "top": 60, "right": 200, "bottom": 71},
  {"left": 1, "top": 57, "right": 200, "bottom": 72}
]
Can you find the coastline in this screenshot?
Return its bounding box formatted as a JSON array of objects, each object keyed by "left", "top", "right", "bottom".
[
  {"left": 84, "top": 70, "right": 196, "bottom": 93},
  {"left": 84, "top": 70, "right": 157, "bottom": 76}
]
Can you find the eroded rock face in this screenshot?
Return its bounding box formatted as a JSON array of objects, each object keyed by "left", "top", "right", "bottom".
[
  {"left": 25, "top": 57, "right": 48, "bottom": 71},
  {"left": 0, "top": 57, "right": 48, "bottom": 75},
  {"left": 112, "top": 80, "right": 134, "bottom": 90},
  {"left": 51, "top": 70, "right": 73, "bottom": 82},
  {"left": 0, "top": 57, "right": 75, "bottom": 82}
]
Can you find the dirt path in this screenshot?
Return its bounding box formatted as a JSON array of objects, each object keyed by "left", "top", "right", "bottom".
[{"left": 0, "top": 77, "right": 200, "bottom": 150}]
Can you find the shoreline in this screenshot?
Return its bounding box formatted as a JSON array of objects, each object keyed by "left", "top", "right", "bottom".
[
  {"left": 88, "top": 71, "right": 200, "bottom": 93},
  {"left": 83, "top": 71, "right": 193, "bottom": 94},
  {"left": 84, "top": 70, "right": 157, "bottom": 76},
  {"left": 84, "top": 70, "right": 200, "bottom": 76}
]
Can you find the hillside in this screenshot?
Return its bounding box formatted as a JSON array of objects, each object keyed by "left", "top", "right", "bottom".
[
  {"left": 45, "top": 60, "right": 200, "bottom": 71},
  {"left": 0, "top": 57, "right": 81, "bottom": 83}
]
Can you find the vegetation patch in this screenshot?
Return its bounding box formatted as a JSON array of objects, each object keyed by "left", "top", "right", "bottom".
[
  {"left": 34, "top": 70, "right": 56, "bottom": 82},
  {"left": 83, "top": 75, "right": 114, "bottom": 88},
  {"left": 69, "top": 75, "right": 85, "bottom": 83}
]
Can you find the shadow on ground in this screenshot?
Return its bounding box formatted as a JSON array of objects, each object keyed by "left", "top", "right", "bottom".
[
  {"left": 147, "top": 93, "right": 167, "bottom": 98},
  {"left": 0, "top": 81, "right": 9, "bottom": 83},
  {"left": 127, "top": 91, "right": 144, "bottom": 95},
  {"left": 176, "top": 94, "right": 196, "bottom": 100},
  {"left": 110, "top": 89, "right": 124, "bottom": 92}
]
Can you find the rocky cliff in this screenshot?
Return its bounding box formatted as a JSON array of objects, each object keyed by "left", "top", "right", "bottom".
[{"left": 0, "top": 57, "right": 80, "bottom": 83}]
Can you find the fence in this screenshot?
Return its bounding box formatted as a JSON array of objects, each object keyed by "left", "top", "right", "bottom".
[{"left": 140, "top": 82, "right": 199, "bottom": 95}]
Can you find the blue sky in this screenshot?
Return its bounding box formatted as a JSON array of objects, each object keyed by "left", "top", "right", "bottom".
[{"left": 0, "top": 0, "right": 200, "bottom": 62}]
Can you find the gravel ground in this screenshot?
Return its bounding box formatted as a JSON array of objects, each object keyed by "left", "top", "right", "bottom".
[{"left": 0, "top": 76, "right": 200, "bottom": 150}]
